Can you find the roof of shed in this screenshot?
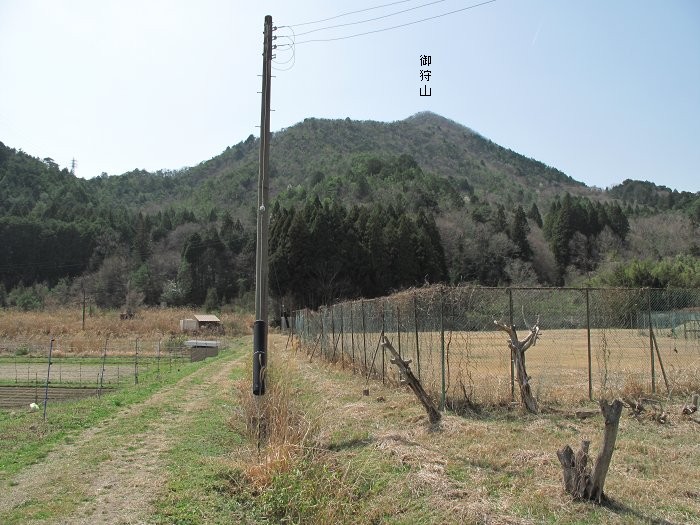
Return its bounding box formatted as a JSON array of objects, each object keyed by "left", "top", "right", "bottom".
[{"left": 193, "top": 314, "right": 221, "bottom": 323}]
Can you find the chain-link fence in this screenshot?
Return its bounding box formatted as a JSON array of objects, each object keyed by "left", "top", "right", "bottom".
[{"left": 294, "top": 286, "right": 700, "bottom": 409}]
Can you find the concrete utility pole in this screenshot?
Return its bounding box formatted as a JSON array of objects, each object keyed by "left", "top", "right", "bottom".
[{"left": 253, "top": 15, "right": 273, "bottom": 396}]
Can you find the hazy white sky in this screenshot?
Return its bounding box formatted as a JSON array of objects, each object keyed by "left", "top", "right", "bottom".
[{"left": 1, "top": 0, "right": 698, "bottom": 191}]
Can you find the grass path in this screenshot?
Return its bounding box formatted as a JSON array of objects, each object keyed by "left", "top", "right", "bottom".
[
  {"left": 2, "top": 334, "right": 698, "bottom": 524},
  {"left": 0, "top": 344, "right": 245, "bottom": 525}
]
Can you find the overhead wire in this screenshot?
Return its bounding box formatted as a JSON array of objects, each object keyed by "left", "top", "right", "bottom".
[
  {"left": 284, "top": 0, "right": 418, "bottom": 28},
  {"left": 292, "top": 0, "right": 497, "bottom": 45},
  {"left": 272, "top": 26, "right": 296, "bottom": 71},
  {"left": 292, "top": 0, "right": 450, "bottom": 38}
]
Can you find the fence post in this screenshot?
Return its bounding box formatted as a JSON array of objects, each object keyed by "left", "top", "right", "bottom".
[
  {"left": 586, "top": 288, "right": 592, "bottom": 401},
  {"left": 361, "top": 300, "right": 367, "bottom": 371},
  {"left": 440, "top": 288, "right": 446, "bottom": 411},
  {"left": 508, "top": 288, "right": 515, "bottom": 401},
  {"left": 381, "top": 300, "right": 386, "bottom": 385},
  {"left": 42, "top": 338, "right": 54, "bottom": 421},
  {"left": 99, "top": 336, "right": 108, "bottom": 397},
  {"left": 413, "top": 292, "right": 421, "bottom": 380},
  {"left": 648, "top": 288, "right": 656, "bottom": 394},
  {"left": 350, "top": 302, "right": 355, "bottom": 373},
  {"left": 331, "top": 305, "right": 336, "bottom": 362},
  {"left": 396, "top": 303, "right": 401, "bottom": 359},
  {"left": 320, "top": 307, "right": 325, "bottom": 359},
  {"left": 340, "top": 303, "right": 345, "bottom": 370},
  {"left": 134, "top": 338, "right": 139, "bottom": 385}
]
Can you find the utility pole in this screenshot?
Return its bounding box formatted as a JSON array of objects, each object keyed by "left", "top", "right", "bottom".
[{"left": 253, "top": 15, "right": 273, "bottom": 396}]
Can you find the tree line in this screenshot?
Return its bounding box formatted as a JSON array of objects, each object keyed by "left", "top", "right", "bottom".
[{"left": 2, "top": 139, "right": 697, "bottom": 313}]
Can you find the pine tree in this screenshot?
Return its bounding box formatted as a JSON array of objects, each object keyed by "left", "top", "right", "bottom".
[
  {"left": 527, "top": 202, "right": 543, "bottom": 228},
  {"left": 510, "top": 206, "right": 532, "bottom": 260},
  {"left": 493, "top": 204, "right": 508, "bottom": 233}
]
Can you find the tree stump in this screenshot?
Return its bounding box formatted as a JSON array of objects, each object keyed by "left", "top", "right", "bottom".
[
  {"left": 556, "top": 399, "right": 623, "bottom": 503},
  {"left": 681, "top": 393, "right": 698, "bottom": 416},
  {"left": 381, "top": 335, "right": 441, "bottom": 425},
  {"left": 494, "top": 320, "right": 540, "bottom": 414}
]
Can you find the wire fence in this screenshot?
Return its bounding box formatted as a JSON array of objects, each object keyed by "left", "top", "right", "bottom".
[
  {"left": 293, "top": 286, "right": 700, "bottom": 409},
  {"left": 0, "top": 338, "right": 194, "bottom": 409}
]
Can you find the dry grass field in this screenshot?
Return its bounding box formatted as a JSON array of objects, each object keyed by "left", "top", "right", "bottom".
[
  {"left": 0, "top": 307, "right": 254, "bottom": 356},
  {"left": 324, "top": 327, "right": 700, "bottom": 406}
]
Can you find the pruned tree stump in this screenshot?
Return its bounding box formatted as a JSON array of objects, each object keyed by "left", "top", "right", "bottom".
[
  {"left": 381, "top": 335, "right": 441, "bottom": 425},
  {"left": 681, "top": 393, "right": 698, "bottom": 416},
  {"left": 557, "top": 399, "right": 623, "bottom": 503},
  {"left": 494, "top": 320, "right": 541, "bottom": 414}
]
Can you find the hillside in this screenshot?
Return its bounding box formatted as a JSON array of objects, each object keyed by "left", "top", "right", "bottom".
[
  {"left": 1, "top": 112, "right": 698, "bottom": 311},
  {"left": 174, "top": 111, "right": 585, "bottom": 213}
]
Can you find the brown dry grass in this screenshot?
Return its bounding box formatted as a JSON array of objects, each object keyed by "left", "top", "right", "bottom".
[
  {"left": 253, "top": 333, "right": 700, "bottom": 524},
  {"left": 230, "top": 352, "right": 317, "bottom": 491},
  {"left": 330, "top": 327, "right": 700, "bottom": 405},
  {"left": 0, "top": 307, "right": 255, "bottom": 355}
]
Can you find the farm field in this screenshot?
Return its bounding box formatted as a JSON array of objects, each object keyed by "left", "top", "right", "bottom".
[
  {"left": 1, "top": 312, "right": 699, "bottom": 524},
  {"left": 0, "top": 386, "right": 109, "bottom": 409},
  {"left": 325, "top": 327, "right": 700, "bottom": 406}
]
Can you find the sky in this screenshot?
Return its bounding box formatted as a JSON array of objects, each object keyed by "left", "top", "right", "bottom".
[{"left": 1, "top": 0, "right": 699, "bottom": 192}]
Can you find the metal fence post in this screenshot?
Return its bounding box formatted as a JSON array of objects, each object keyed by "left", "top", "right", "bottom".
[
  {"left": 320, "top": 307, "right": 325, "bottom": 359},
  {"left": 413, "top": 292, "right": 421, "bottom": 380},
  {"left": 340, "top": 303, "right": 345, "bottom": 370},
  {"left": 381, "top": 300, "right": 386, "bottom": 384},
  {"left": 99, "top": 336, "right": 108, "bottom": 397},
  {"left": 440, "top": 288, "right": 446, "bottom": 411},
  {"left": 648, "top": 288, "right": 656, "bottom": 393},
  {"left": 134, "top": 338, "right": 139, "bottom": 385},
  {"left": 396, "top": 303, "right": 401, "bottom": 359},
  {"left": 42, "top": 338, "right": 54, "bottom": 421},
  {"left": 508, "top": 288, "right": 514, "bottom": 401},
  {"left": 586, "top": 288, "right": 592, "bottom": 401},
  {"left": 361, "top": 300, "right": 367, "bottom": 371},
  {"left": 350, "top": 302, "right": 355, "bottom": 373},
  {"left": 331, "top": 305, "right": 336, "bottom": 361}
]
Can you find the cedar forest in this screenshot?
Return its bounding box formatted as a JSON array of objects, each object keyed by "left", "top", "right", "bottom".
[{"left": 1, "top": 112, "right": 699, "bottom": 312}]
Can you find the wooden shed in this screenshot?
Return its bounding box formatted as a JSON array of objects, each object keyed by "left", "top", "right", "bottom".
[
  {"left": 180, "top": 314, "right": 223, "bottom": 333},
  {"left": 193, "top": 314, "right": 222, "bottom": 330}
]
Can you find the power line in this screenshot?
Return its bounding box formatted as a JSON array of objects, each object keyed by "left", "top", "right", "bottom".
[
  {"left": 285, "top": 0, "right": 419, "bottom": 28},
  {"left": 293, "top": 0, "right": 450, "bottom": 38},
  {"left": 272, "top": 26, "right": 296, "bottom": 71},
  {"left": 294, "top": 0, "right": 497, "bottom": 44}
]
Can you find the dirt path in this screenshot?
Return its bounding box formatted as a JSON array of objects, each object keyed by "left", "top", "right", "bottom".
[{"left": 0, "top": 352, "right": 242, "bottom": 525}]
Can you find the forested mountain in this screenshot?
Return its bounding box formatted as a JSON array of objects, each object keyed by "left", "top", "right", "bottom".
[{"left": 1, "top": 111, "right": 698, "bottom": 312}]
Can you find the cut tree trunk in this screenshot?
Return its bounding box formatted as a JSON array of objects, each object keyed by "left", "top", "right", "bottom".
[
  {"left": 494, "top": 321, "right": 540, "bottom": 414},
  {"left": 681, "top": 393, "right": 698, "bottom": 416},
  {"left": 381, "top": 335, "right": 441, "bottom": 425},
  {"left": 556, "top": 399, "right": 623, "bottom": 503}
]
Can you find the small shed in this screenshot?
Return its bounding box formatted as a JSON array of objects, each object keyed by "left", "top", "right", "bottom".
[
  {"left": 193, "top": 314, "right": 222, "bottom": 330},
  {"left": 179, "top": 314, "right": 223, "bottom": 333}
]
